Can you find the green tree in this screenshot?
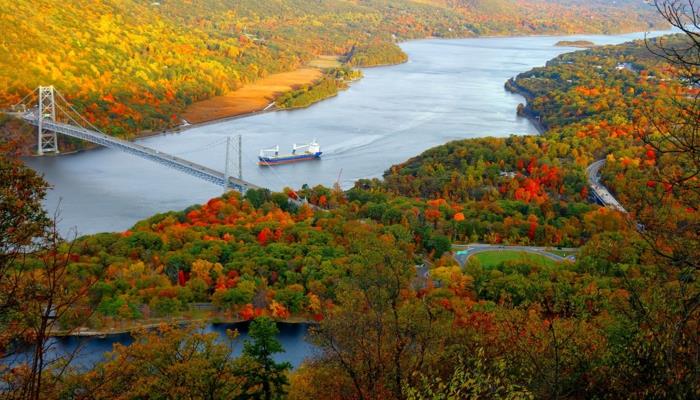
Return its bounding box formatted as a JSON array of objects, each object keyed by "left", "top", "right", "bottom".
[
  {"left": 239, "top": 317, "right": 291, "bottom": 400},
  {"left": 245, "top": 189, "right": 272, "bottom": 209}
]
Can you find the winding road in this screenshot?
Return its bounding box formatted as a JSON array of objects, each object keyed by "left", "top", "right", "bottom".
[
  {"left": 450, "top": 160, "right": 627, "bottom": 267},
  {"left": 586, "top": 159, "right": 627, "bottom": 213}
]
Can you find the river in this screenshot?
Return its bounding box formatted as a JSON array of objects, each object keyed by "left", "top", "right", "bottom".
[
  {"left": 21, "top": 30, "right": 674, "bottom": 366},
  {"left": 24, "top": 30, "right": 673, "bottom": 237}
]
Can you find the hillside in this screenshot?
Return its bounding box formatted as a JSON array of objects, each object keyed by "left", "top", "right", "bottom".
[
  {"left": 1, "top": 11, "right": 699, "bottom": 397},
  {"left": 22, "top": 36, "right": 695, "bottom": 329},
  {"left": 0, "top": 0, "right": 664, "bottom": 141}
]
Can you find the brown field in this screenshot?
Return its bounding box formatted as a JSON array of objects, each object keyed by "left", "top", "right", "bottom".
[
  {"left": 307, "top": 55, "right": 343, "bottom": 69},
  {"left": 183, "top": 67, "right": 324, "bottom": 124}
]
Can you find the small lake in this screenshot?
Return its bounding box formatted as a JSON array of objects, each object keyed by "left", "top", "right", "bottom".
[{"left": 10, "top": 322, "right": 315, "bottom": 370}]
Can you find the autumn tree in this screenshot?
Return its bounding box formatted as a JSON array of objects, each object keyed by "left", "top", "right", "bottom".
[
  {"left": 0, "top": 141, "right": 50, "bottom": 350},
  {"left": 0, "top": 145, "right": 49, "bottom": 400},
  {"left": 62, "top": 325, "right": 246, "bottom": 399},
  {"left": 303, "top": 226, "right": 452, "bottom": 400},
  {"left": 612, "top": 2, "right": 700, "bottom": 395},
  {"left": 0, "top": 140, "right": 98, "bottom": 400},
  {"left": 640, "top": 1, "right": 700, "bottom": 272},
  {"left": 403, "top": 349, "right": 533, "bottom": 400}
]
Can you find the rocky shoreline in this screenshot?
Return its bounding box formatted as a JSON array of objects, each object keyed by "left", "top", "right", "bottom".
[{"left": 505, "top": 77, "right": 547, "bottom": 134}]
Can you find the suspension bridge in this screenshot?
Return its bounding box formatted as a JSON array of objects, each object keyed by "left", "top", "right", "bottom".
[{"left": 11, "top": 86, "right": 259, "bottom": 193}]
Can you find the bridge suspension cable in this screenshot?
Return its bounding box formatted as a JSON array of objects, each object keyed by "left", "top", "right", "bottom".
[
  {"left": 53, "top": 88, "right": 109, "bottom": 135},
  {"left": 173, "top": 138, "right": 228, "bottom": 156},
  {"left": 11, "top": 87, "right": 38, "bottom": 111},
  {"left": 18, "top": 85, "right": 258, "bottom": 193}
]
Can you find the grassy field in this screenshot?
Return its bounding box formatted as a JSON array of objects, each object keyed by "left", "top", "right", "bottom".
[
  {"left": 183, "top": 67, "right": 324, "bottom": 124},
  {"left": 307, "top": 55, "right": 343, "bottom": 69},
  {"left": 548, "top": 249, "right": 578, "bottom": 258},
  {"left": 472, "top": 250, "right": 560, "bottom": 268}
]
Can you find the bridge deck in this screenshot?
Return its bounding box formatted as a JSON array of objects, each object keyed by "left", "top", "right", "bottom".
[{"left": 23, "top": 115, "right": 259, "bottom": 192}]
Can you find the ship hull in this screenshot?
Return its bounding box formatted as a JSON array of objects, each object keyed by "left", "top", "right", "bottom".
[{"left": 258, "top": 152, "right": 322, "bottom": 166}]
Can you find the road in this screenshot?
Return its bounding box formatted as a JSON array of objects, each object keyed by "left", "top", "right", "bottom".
[
  {"left": 452, "top": 243, "right": 578, "bottom": 266},
  {"left": 450, "top": 160, "right": 627, "bottom": 267},
  {"left": 586, "top": 159, "right": 627, "bottom": 213}
]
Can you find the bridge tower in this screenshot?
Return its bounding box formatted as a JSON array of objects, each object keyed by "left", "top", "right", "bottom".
[
  {"left": 37, "top": 86, "right": 59, "bottom": 155},
  {"left": 223, "top": 135, "right": 243, "bottom": 193}
]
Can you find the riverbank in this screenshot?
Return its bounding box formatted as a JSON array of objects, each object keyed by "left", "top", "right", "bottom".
[
  {"left": 355, "top": 59, "right": 409, "bottom": 69},
  {"left": 181, "top": 25, "right": 659, "bottom": 125},
  {"left": 51, "top": 313, "right": 316, "bottom": 337},
  {"left": 24, "top": 31, "right": 676, "bottom": 236},
  {"left": 183, "top": 68, "right": 325, "bottom": 124},
  {"left": 13, "top": 29, "right": 670, "bottom": 158},
  {"left": 11, "top": 65, "right": 333, "bottom": 157},
  {"left": 555, "top": 40, "right": 596, "bottom": 48},
  {"left": 504, "top": 77, "right": 547, "bottom": 134},
  {"left": 182, "top": 55, "right": 367, "bottom": 124}
]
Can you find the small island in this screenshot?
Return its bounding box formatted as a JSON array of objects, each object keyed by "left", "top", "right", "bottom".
[{"left": 555, "top": 40, "right": 596, "bottom": 48}]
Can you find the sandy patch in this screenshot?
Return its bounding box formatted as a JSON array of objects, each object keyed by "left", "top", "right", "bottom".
[{"left": 183, "top": 67, "right": 324, "bottom": 124}]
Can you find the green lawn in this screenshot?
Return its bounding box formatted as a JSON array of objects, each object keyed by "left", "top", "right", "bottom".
[
  {"left": 471, "top": 250, "right": 559, "bottom": 268},
  {"left": 548, "top": 249, "right": 577, "bottom": 258}
]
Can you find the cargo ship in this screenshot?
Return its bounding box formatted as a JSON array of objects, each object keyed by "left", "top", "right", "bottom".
[{"left": 258, "top": 140, "right": 322, "bottom": 166}]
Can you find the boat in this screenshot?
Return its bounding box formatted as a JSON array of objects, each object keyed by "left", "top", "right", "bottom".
[{"left": 258, "top": 140, "right": 322, "bottom": 166}]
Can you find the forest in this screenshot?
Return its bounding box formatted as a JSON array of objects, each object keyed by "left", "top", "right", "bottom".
[
  {"left": 1, "top": 1, "right": 699, "bottom": 399},
  {"left": 0, "top": 0, "right": 664, "bottom": 143},
  {"left": 2, "top": 21, "right": 699, "bottom": 397},
  {"left": 275, "top": 67, "right": 362, "bottom": 109}
]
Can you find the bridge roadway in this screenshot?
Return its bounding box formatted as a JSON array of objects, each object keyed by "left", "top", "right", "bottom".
[
  {"left": 22, "top": 114, "right": 260, "bottom": 192},
  {"left": 586, "top": 159, "right": 627, "bottom": 213}
]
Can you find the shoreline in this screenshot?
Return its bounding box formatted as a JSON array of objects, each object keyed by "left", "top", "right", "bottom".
[
  {"left": 18, "top": 26, "right": 673, "bottom": 159},
  {"left": 24, "top": 26, "right": 669, "bottom": 340},
  {"left": 504, "top": 77, "right": 547, "bottom": 134},
  {"left": 182, "top": 66, "right": 325, "bottom": 125},
  {"left": 354, "top": 58, "right": 409, "bottom": 69},
  {"left": 51, "top": 314, "right": 316, "bottom": 338},
  {"left": 394, "top": 26, "right": 670, "bottom": 46}
]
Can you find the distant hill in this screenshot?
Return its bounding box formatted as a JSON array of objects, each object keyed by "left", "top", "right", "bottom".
[{"left": 0, "top": 0, "right": 665, "bottom": 138}]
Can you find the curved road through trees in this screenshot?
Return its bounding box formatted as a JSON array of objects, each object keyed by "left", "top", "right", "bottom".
[
  {"left": 451, "top": 160, "right": 627, "bottom": 267},
  {"left": 587, "top": 159, "right": 627, "bottom": 213}
]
